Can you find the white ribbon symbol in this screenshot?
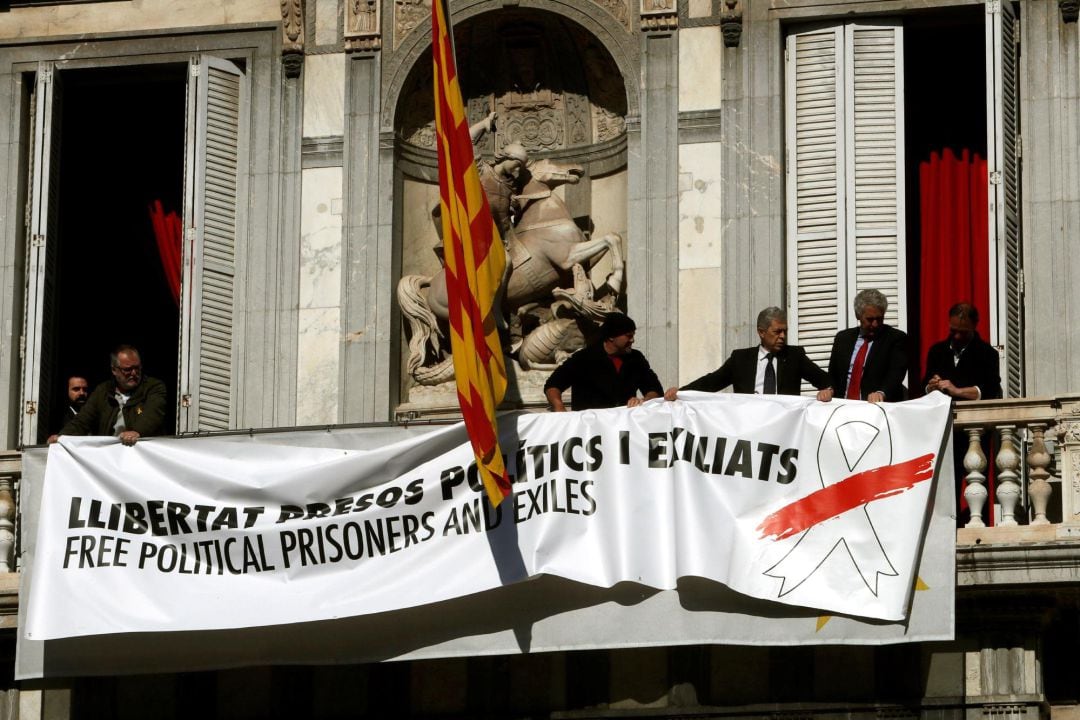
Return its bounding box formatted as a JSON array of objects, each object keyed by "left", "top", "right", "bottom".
[{"left": 763, "top": 402, "right": 899, "bottom": 598}]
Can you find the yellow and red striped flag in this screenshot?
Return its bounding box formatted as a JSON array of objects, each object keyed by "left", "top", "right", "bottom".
[{"left": 431, "top": 0, "right": 512, "bottom": 506}]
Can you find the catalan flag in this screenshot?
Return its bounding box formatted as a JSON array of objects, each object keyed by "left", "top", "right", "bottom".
[{"left": 431, "top": 0, "right": 512, "bottom": 506}]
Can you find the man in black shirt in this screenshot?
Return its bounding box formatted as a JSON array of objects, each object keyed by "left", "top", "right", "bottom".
[{"left": 544, "top": 313, "right": 663, "bottom": 411}]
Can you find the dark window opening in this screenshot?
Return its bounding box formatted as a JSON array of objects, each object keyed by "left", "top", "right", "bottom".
[
  {"left": 50, "top": 64, "right": 186, "bottom": 436},
  {"left": 904, "top": 7, "right": 988, "bottom": 394}
]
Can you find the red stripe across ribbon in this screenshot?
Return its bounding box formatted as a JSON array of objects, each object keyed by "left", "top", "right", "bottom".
[{"left": 758, "top": 454, "right": 936, "bottom": 541}]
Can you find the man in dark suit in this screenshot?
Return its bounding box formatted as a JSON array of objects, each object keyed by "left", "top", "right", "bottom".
[
  {"left": 923, "top": 303, "right": 1001, "bottom": 401},
  {"left": 664, "top": 307, "right": 833, "bottom": 401},
  {"left": 827, "top": 289, "right": 908, "bottom": 403}
]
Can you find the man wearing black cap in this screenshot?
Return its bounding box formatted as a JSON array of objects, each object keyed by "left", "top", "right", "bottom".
[{"left": 544, "top": 313, "right": 663, "bottom": 411}]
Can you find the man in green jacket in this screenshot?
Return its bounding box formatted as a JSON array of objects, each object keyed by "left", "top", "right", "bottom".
[{"left": 50, "top": 345, "right": 166, "bottom": 446}]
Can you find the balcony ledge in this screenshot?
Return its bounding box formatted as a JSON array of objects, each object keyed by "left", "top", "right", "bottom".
[{"left": 957, "top": 531, "right": 1080, "bottom": 586}]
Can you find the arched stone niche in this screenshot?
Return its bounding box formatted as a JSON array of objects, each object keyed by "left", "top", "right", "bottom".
[{"left": 392, "top": 8, "right": 631, "bottom": 411}]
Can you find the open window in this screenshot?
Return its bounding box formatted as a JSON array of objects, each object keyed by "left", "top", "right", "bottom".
[
  {"left": 17, "top": 54, "right": 246, "bottom": 444},
  {"left": 785, "top": 4, "right": 1023, "bottom": 397}
]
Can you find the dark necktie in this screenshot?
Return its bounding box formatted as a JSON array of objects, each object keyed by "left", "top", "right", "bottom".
[
  {"left": 764, "top": 353, "right": 777, "bottom": 395},
  {"left": 846, "top": 339, "right": 870, "bottom": 399}
]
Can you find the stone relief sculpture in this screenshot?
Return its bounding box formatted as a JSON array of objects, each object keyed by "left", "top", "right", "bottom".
[
  {"left": 590, "top": 0, "right": 632, "bottom": 32},
  {"left": 397, "top": 116, "right": 624, "bottom": 387},
  {"left": 641, "top": 0, "right": 674, "bottom": 11},
  {"left": 347, "top": 0, "right": 379, "bottom": 35},
  {"left": 394, "top": 16, "right": 630, "bottom": 399},
  {"left": 395, "top": 0, "right": 431, "bottom": 49}
]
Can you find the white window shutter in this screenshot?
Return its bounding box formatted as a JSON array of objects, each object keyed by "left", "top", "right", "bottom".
[
  {"left": 986, "top": 0, "right": 1023, "bottom": 397},
  {"left": 20, "top": 62, "right": 62, "bottom": 446},
  {"left": 845, "top": 22, "right": 906, "bottom": 330},
  {"left": 178, "top": 55, "right": 244, "bottom": 432},
  {"left": 785, "top": 26, "right": 846, "bottom": 377}
]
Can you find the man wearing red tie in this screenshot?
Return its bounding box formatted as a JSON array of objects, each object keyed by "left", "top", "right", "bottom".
[{"left": 827, "top": 289, "right": 909, "bottom": 403}]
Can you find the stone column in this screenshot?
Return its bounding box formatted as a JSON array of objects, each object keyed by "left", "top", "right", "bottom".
[
  {"left": 719, "top": 2, "right": 784, "bottom": 355},
  {"left": 274, "top": 27, "right": 304, "bottom": 426},
  {"left": 1020, "top": 1, "right": 1080, "bottom": 395},
  {"left": 627, "top": 6, "right": 679, "bottom": 387},
  {"left": 341, "top": 48, "right": 393, "bottom": 422}
]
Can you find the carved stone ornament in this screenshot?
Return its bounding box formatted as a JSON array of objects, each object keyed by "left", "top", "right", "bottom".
[
  {"left": 395, "top": 0, "right": 431, "bottom": 50},
  {"left": 1062, "top": 0, "right": 1080, "bottom": 23},
  {"left": 282, "top": 52, "right": 304, "bottom": 79},
  {"left": 281, "top": 0, "right": 304, "bottom": 78},
  {"left": 1060, "top": 421, "right": 1080, "bottom": 444},
  {"left": 397, "top": 125, "right": 627, "bottom": 389},
  {"left": 346, "top": 0, "right": 382, "bottom": 51},
  {"left": 281, "top": 0, "right": 304, "bottom": 48},
  {"left": 590, "top": 0, "right": 632, "bottom": 33},
  {"left": 720, "top": 0, "right": 743, "bottom": 48},
  {"left": 640, "top": 0, "right": 677, "bottom": 33}
]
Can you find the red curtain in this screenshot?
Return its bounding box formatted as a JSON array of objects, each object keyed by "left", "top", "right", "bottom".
[
  {"left": 917, "top": 148, "right": 990, "bottom": 379},
  {"left": 148, "top": 200, "right": 182, "bottom": 307},
  {"left": 918, "top": 148, "right": 993, "bottom": 524}
]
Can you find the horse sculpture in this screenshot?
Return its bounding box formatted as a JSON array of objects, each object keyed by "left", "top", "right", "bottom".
[{"left": 398, "top": 157, "right": 624, "bottom": 386}]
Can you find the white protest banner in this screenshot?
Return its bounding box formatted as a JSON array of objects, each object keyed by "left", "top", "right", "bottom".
[{"left": 24, "top": 393, "right": 953, "bottom": 641}]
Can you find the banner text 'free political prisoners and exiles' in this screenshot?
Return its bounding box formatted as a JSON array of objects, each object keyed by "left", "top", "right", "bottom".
[{"left": 25, "top": 392, "right": 953, "bottom": 640}]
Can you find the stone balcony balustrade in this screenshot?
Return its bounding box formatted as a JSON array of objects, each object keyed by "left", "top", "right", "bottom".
[{"left": 954, "top": 394, "right": 1080, "bottom": 535}]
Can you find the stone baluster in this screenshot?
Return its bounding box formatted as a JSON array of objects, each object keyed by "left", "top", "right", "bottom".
[
  {"left": 1026, "top": 424, "right": 1053, "bottom": 525},
  {"left": 0, "top": 476, "right": 14, "bottom": 572},
  {"left": 964, "top": 428, "right": 990, "bottom": 528},
  {"left": 995, "top": 426, "right": 1022, "bottom": 526}
]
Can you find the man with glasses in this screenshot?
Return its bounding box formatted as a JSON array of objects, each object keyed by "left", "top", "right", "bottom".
[{"left": 49, "top": 345, "right": 166, "bottom": 446}]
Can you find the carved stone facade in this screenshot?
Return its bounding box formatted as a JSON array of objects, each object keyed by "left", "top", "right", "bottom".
[
  {"left": 392, "top": 11, "right": 631, "bottom": 404},
  {"left": 345, "top": 0, "right": 381, "bottom": 51},
  {"left": 281, "top": 0, "right": 305, "bottom": 77},
  {"left": 394, "top": 0, "right": 431, "bottom": 49},
  {"left": 719, "top": 0, "right": 743, "bottom": 47},
  {"left": 1061, "top": 0, "right": 1080, "bottom": 23},
  {"left": 397, "top": 13, "right": 627, "bottom": 155},
  {"left": 641, "top": 0, "right": 678, "bottom": 32},
  {"left": 590, "top": 0, "right": 632, "bottom": 33}
]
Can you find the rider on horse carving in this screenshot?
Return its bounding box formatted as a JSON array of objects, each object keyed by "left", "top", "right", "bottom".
[{"left": 398, "top": 112, "right": 625, "bottom": 386}]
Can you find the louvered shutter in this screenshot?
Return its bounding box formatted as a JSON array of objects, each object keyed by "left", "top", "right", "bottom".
[
  {"left": 987, "top": 1, "right": 1023, "bottom": 397},
  {"left": 845, "top": 23, "right": 905, "bottom": 330},
  {"left": 787, "top": 22, "right": 905, "bottom": 393},
  {"left": 20, "top": 62, "right": 62, "bottom": 445},
  {"left": 785, "top": 26, "right": 846, "bottom": 377},
  {"left": 177, "top": 56, "right": 244, "bottom": 432}
]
